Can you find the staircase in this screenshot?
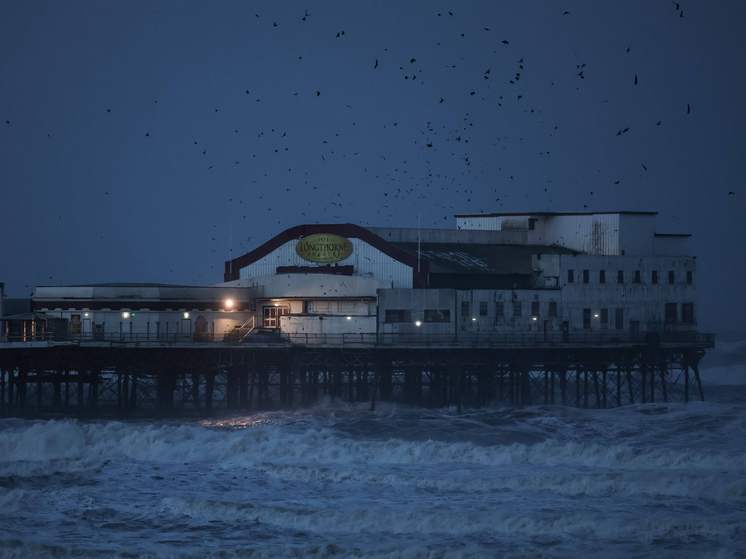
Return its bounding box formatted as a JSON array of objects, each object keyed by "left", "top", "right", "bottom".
[{"left": 222, "top": 316, "right": 256, "bottom": 344}]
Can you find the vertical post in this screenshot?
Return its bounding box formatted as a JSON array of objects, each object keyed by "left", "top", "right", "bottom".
[
  {"left": 560, "top": 369, "right": 566, "bottom": 406},
  {"left": 78, "top": 371, "right": 84, "bottom": 413},
  {"left": 684, "top": 364, "right": 689, "bottom": 403},
  {"left": 37, "top": 374, "right": 43, "bottom": 415},
  {"left": 544, "top": 369, "right": 549, "bottom": 405},
  {"left": 121, "top": 370, "right": 129, "bottom": 414},
  {"left": 583, "top": 370, "right": 588, "bottom": 409},
  {"left": 192, "top": 373, "right": 201, "bottom": 410},
  {"left": 627, "top": 368, "right": 634, "bottom": 405},
  {"left": 641, "top": 365, "right": 646, "bottom": 404},
  {"left": 602, "top": 368, "right": 607, "bottom": 409},
  {"left": 660, "top": 362, "right": 668, "bottom": 403},
  {"left": 691, "top": 362, "right": 705, "bottom": 401},
  {"left": 616, "top": 369, "right": 622, "bottom": 408},
  {"left": 575, "top": 370, "right": 581, "bottom": 408},
  {"left": 205, "top": 373, "right": 215, "bottom": 415}
]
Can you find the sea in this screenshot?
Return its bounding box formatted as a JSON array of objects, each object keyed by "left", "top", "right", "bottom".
[{"left": 1, "top": 342, "right": 745, "bottom": 558}]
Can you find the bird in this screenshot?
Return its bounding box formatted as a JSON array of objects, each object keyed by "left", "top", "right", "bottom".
[
  {"left": 145, "top": 133, "right": 149, "bottom": 136},
  {"left": 563, "top": 11, "right": 569, "bottom": 15},
  {"left": 687, "top": 104, "right": 691, "bottom": 114},
  {"left": 634, "top": 75, "right": 638, "bottom": 85},
  {"left": 656, "top": 120, "right": 661, "bottom": 125},
  {"left": 642, "top": 163, "right": 648, "bottom": 171},
  {"left": 728, "top": 191, "right": 735, "bottom": 195},
  {"left": 317, "top": 91, "right": 320, "bottom": 96},
  {"left": 502, "top": 40, "right": 509, "bottom": 45},
  {"left": 374, "top": 59, "right": 378, "bottom": 68},
  {"left": 107, "top": 109, "right": 110, "bottom": 113}
]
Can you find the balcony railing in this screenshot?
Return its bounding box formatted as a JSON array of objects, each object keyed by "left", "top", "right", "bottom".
[{"left": 0, "top": 330, "right": 715, "bottom": 348}]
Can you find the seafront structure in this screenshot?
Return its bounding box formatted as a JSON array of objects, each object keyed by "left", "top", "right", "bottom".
[{"left": 0, "top": 211, "right": 713, "bottom": 416}]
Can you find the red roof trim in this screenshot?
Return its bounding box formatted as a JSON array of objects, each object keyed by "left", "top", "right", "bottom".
[{"left": 224, "top": 223, "right": 428, "bottom": 287}]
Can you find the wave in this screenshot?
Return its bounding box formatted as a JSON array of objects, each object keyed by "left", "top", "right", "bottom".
[{"left": 0, "top": 419, "right": 742, "bottom": 477}]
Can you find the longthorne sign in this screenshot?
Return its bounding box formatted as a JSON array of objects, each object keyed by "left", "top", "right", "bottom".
[{"left": 295, "top": 234, "right": 353, "bottom": 263}]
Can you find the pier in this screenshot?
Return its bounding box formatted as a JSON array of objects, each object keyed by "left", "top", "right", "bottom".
[{"left": 0, "top": 331, "right": 713, "bottom": 417}]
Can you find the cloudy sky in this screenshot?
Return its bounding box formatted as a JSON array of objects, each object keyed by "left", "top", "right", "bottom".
[{"left": 1, "top": 1, "right": 744, "bottom": 331}]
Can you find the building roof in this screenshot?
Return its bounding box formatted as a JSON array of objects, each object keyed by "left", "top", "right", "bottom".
[
  {"left": 454, "top": 211, "right": 659, "bottom": 218},
  {"left": 391, "top": 242, "right": 576, "bottom": 275}
]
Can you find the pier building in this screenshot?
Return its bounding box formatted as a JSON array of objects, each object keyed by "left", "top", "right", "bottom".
[{"left": 0, "top": 211, "right": 713, "bottom": 416}]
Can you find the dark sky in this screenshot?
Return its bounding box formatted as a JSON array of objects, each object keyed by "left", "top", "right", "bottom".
[{"left": 1, "top": 1, "right": 745, "bottom": 332}]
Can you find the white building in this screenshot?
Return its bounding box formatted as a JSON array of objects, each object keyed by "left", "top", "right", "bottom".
[{"left": 18, "top": 212, "right": 697, "bottom": 343}]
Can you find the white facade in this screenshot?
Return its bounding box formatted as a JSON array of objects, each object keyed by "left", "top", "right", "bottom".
[{"left": 239, "top": 237, "right": 412, "bottom": 288}]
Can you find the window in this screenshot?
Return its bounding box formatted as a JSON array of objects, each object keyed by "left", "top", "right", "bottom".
[
  {"left": 568, "top": 269, "right": 574, "bottom": 283},
  {"left": 652, "top": 270, "right": 658, "bottom": 284},
  {"left": 583, "top": 309, "right": 591, "bottom": 329},
  {"left": 548, "top": 302, "right": 557, "bottom": 317},
  {"left": 615, "top": 308, "right": 624, "bottom": 330},
  {"left": 600, "top": 308, "right": 608, "bottom": 324},
  {"left": 599, "top": 270, "right": 605, "bottom": 284},
  {"left": 385, "top": 309, "right": 411, "bottom": 323},
  {"left": 479, "top": 302, "right": 488, "bottom": 316},
  {"left": 531, "top": 301, "right": 540, "bottom": 316},
  {"left": 617, "top": 270, "right": 624, "bottom": 284},
  {"left": 634, "top": 270, "right": 641, "bottom": 284},
  {"left": 513, "top": 302, "right": 522, "bottom": 317},
  {"left": 682, "top": 303, "right": 694, "bottom": 324},
  {"left": 669, "top": 270, "right": 675, "bottom": 284},
  {"left": 528, "top": 218, "right": 536, "bottom": 230},
  {"left": 460, "top": 301, "right": 470, "bottom": 317},
  {"left": 424, "top": 310, "right": 450, "bottom": 323},
  {"left": 496, "top": 302, "right": 504, "bottom": 316},
  {"left": 583, "top": 270, "right": 589, "bottom": 284},
  {"left": 71, "top": 314, "right": 81, "bottom": 334},
  {"left": 687, "top": 271, "right": 692, "bottom": 285},
  {"left": 665, "top": 303, "right": 677, "bottom": 323}
]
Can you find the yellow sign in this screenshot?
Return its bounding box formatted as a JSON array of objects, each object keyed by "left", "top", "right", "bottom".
[{"left": 295, "top": 234, "right": 353, "bottom": 263}]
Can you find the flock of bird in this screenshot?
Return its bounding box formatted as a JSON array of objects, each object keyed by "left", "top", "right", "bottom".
[{"left": 5, "top": 2, "right": 731, "bottom": 285}]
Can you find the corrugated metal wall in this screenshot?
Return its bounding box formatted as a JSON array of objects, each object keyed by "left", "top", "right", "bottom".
[
  {"left": 456, "top": 216, "right": 501, "bottom": 230},
  {"left": 240, "top": 238, "right": 413, "bottom": 288},
  {"left": 619, "top": 214, "right": 655, "bottom": 255}
]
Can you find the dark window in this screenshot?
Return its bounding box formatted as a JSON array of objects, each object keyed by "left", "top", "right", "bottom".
[
  {"left": 665, "top": 303, "right": 677, "bottom": 323},
  {"left": 634, "top": 270, "right": 641, "bottom": 284},
  {"left": 687, "top": 271, "right": 692, "bottom": 285},
  {"left": 615, "top": 308, "right": 624, "bottom": 330},
  {"left": 599, "top": 270, "right": 605, "bottom": 284},
  {"left": 548, "top": 302, "right": 557, "bottom": 317},
  {"left": 495, "top": 302, "right": 504, "bottom": 316},
  {"left": 461, "top": 301, "right": 470, "bottom": 317},
  {"left": 682, "top": 303, "right": 694, "bottom": 324},
  {"left": 71, "top": 314, "right": 81, "bottom": 334},
  {"left": 583, "top": 308, "right": 591, "bottom": 329},
  {"left": 652, "top": 270, "right": 658, "bottom": 284},
  {"left": 617, "top": 270, "right": 624, "bottom": 284},
  {"left": 600, "top": 308, "right": 608, "bottom": 324},
  {"left": 531, "top": 301, "right": 540, "bottom": 316},
  {"left": 513, "top": 302, "right": 522, "bottom": 317},
  {"left": 385, "top": 309, "right": 411, "bottom": 323},
  {"left": 424, "top": 310, "right": 450, "bottom": 323},
  {"left": 583, "top": 270, "right": 589, "bottom": 284},
  {"left": 479, "top": 302, "right": 488, "bottom": 316},
  {"left": 528, "top": 218, "right": 536, "bottom": 230},
  {"left": 669, "top": 270, "right": 675, "bottom": 284},
  {"left": 568, "top": 269, "right": 574, "bottom": 283}
]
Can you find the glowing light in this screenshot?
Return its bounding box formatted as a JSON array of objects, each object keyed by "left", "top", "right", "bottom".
[
  {"left": 472, "top": 317, "right": 476, "bottom": 321},
  {"left": 594, "top": 313, "right": 599, "bottom": 318},
  {"left": 274, "top": 303, "right": 279, "bottom": 307},
  {"left": 532, "top": 316, "right": 537, "bottom": 321},
  {"left": 346, "top": 316, "right": 352, "bottom": 320},
  {"left": 225, "top": 299, "right": 233, "bottom": 309},
  {"left": 415, "top": 321, "right": 422, "bottom": 327},
  {"left": 84, "top": 313, "right": 89, "bottom": 317},
  {"left": 122, "top": 312, "right": 130, "bottom": 319},
  {"left": 184, "top": 312, "right": 189, "bottom": 319}
]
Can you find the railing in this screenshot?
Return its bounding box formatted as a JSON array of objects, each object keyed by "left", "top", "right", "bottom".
[
  {"left": 237, "top": 316, "right": 256, "bottom": 342},
  {"left": 0, "top": 330, "right": 715, "bottom": 348}
]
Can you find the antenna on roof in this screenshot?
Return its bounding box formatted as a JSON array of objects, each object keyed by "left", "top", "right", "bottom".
[{"left": 229, "top": 218, "right": 233, "bottom": 276}]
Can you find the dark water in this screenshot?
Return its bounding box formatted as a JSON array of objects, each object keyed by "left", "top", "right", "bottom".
[{"left": 1, "top": 384, "right": 745, "bottom": 558}]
